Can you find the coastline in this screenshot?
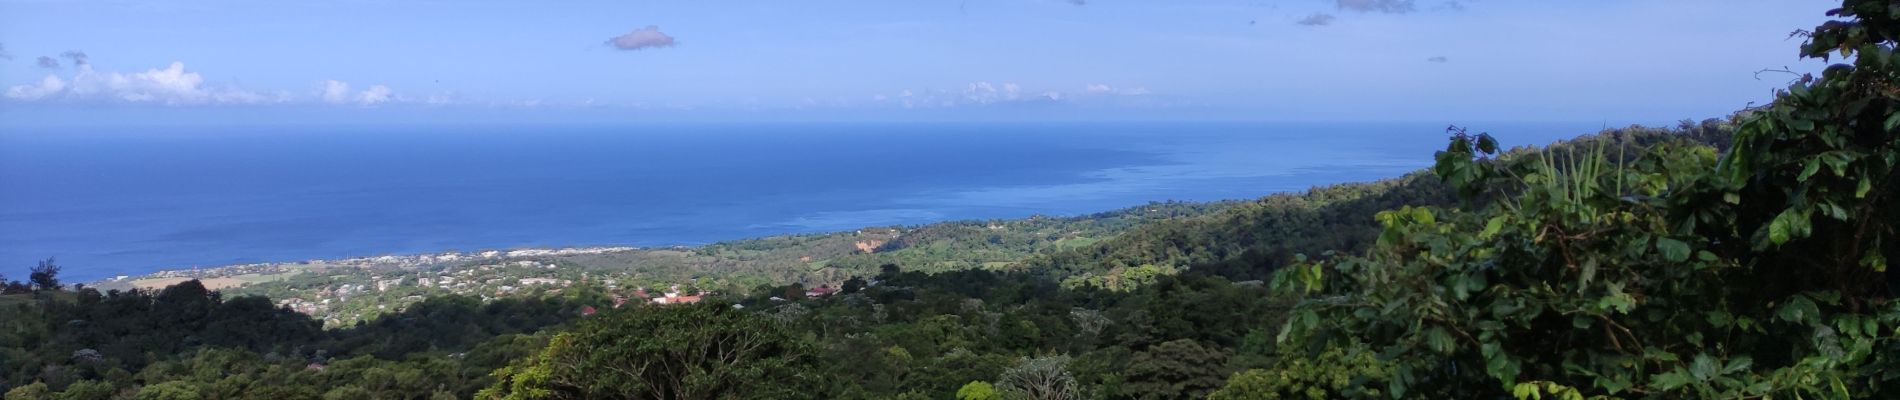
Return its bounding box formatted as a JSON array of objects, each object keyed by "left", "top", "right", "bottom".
[{"left": 85, "top": 246, "right": 641, "bottom": 291}]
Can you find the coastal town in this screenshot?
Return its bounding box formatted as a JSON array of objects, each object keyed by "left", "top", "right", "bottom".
[
  {"left": 83, "top": 247, "right": 649, "bottom": 325},
  {"left": 74, "top": 205, "right": 1193, "bottom": 326},
  {"left": 83, "top": 245, "right": 862, "bottom": 326}
]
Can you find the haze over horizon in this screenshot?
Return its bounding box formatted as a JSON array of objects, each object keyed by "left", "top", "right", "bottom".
[{"left": 0, "top": 0, "right": 1837, "bottom": 126}]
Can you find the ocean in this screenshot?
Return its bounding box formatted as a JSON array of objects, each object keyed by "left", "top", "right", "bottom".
[{"left": 0, "top": 121, "right": 1604, "bottom": 282}]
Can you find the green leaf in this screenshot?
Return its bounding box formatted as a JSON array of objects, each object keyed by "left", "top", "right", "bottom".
[
  {"left": 1723, "top": 357, "right": 1752, "bottom": 374},
  {"left": 1412, "top": 207, "right": 1436, "bottom": 225},
  {"left": 1690, "top": 354, "right": 1716, "bottom": 380},
  {"left": 1798, "top": 159, "right": 1822, "bottom": 182},
  {"left": 1768, "top": 215, "right": 1791, "bottom": 245},
  {"left": 1298, "top": 263, "right": 1325, "bottom": 294},
  {"left": 1821, "top": 151, "right": 1853, "bottom": 177},
  {"left": 1707, "top": 311, "right": 1733, "bottom": 327},
  {"left": 1787, "top": 118, "right": 1815, "bottom": 131},
  {"left": 1486, "top": 353, "right": 1520, "bottom": 383},
  {"left": 1767, "top": 208, "right": 1811, "bottom": 245},
  {"left": 1598, "top": 375, "right": 1633, "bottom": 394},
  {"left": 1579, "top": 258, "right": 1599, "bottom": 286},
  {"left": 1425, "top": 326, "right": 1455, "bottom": 354},
  {"left": 1655, "top": 237, "right": 1691, "bottom": 262},
  {"left": 1777, "top": 295, "right": 1819, "bottom": 324},
  {"left": 1654, "top": 371, "right": 1691, "bottom": 390},
  {"left": 1512, "top": 383, "right": 1541, "bottom": 400},
  {"left": 1480, "top": 215, "right": 1508, "bottom": 239},
  {"left": 1821, "top": 202, "right": 1850, "bottom": 221}
]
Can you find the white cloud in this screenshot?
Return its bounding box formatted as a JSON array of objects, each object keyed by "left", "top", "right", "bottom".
[
  {"left": 6, "top": 75, "right": 66, "bottom": 100},
  {"left": 874, "top": 81, "right": 1069, "bottom": 108},
  {"left": 320, "top": 80, "right": 351, "bottom": 103},
  {"left": 0, "top": 55, "right": 550, "bottom": 108},
  {"left": 6, "top": 62, "right": 281, "bottom": 105},
  {"left": 358, "top": 85, "right": 393, "bottom": 105},
  {"left": 965, "top": 81, "right": 1003, "bottom": 104},
  {"left": 1085, "top": 83, "right": 1149, "bottom": 96},
  {"left": 605, "top": 26, "right": 676, "bottom": 51},
  {"left": 320, "top": 80, "right": 401, "bottom": 106},
  {"left": 863, "top": 80, "right": 1150, "bottom": 109}
]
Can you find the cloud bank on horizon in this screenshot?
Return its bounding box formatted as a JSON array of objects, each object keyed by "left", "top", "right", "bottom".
[
  {"left": 3, "top": 53, "right": 1153, "bottom": 110},
  {"left": 5, "top": 61, "right": 290, "bottom": 105}
]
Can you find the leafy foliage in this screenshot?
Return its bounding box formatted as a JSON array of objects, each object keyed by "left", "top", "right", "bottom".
[
  {"left": 1210, "top": 345, "right": 1391, "bottom": 400},
  {"left": 1260, "top": 3, "right": 1900, "bottom": 398},
  {"left": 479, "top": 303, "right": 821, "bottom": 399},
  {"left": 5, "top": 5, "right": 1884, "bottom": 399},
  {"left": 997, "top": 355, "right": 1083, "bottom": 400}
]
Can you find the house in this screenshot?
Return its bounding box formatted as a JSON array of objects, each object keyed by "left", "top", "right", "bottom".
[
  {"left": 580, "top": 306, "right": 598, "bottom": 316},
  {"left": 805, "top": 285, "right": 839, "bottom": 297},
  {"left": 653, "top": 293, "right": 704, "bottom": 305}
]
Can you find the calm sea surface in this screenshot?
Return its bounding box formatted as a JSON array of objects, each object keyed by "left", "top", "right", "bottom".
[{"left": 0, "top": 121, "right": 1601, "bottom": 281}]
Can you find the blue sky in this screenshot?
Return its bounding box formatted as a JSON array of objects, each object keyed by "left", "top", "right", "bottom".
[{"left": 0, "top": 0, "right": 1840, "bottom": 124}]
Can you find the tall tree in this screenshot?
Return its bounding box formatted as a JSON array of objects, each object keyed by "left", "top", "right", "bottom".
[
  {"left": 1717, "top": 0, "right": 1900, "bottom": 300},
  {"left": 480, "top": 303, "right": 821, "bottom": 400},
  {"left": 27, "top": 258, "right": 59, "bottom": 292}
]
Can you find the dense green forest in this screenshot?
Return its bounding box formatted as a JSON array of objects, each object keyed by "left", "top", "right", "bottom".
[{"left": 4, "top": 1, "right": 1899, "bottom": 398}]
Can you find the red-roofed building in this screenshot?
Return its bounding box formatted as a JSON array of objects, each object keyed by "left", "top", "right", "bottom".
[
  {"left": 653, "top": 292, "right": 705, "bottom": 305},
  {"left": 580, "top": 305, "right": 598, "bottom": 316}
]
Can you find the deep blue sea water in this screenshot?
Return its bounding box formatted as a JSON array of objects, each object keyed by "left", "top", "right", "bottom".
[{"left": 0, "top": 121, "right": 1603, "bottom": 282}]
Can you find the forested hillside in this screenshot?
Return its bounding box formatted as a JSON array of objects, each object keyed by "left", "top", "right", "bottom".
[
  {"left": 0, "top": 116, "right": 1771, "bottom": 400},
  {"left": 4, "top": 1, "right": 1898, "bottom": 399},
  {"left": 1025, "top": 118, "right": 1736, "bottom": 287}
]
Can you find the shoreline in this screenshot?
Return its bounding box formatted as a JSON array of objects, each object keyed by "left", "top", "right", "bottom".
[{"left": 86, "top": 246, "right": 642, "bottom": 290}]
